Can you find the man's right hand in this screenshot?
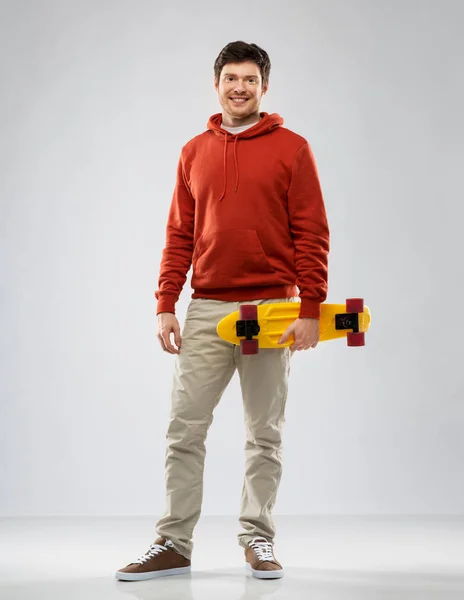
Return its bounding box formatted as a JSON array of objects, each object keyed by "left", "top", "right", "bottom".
[{"left": 157, "top": 312, "right": 182, "bottom": 354}]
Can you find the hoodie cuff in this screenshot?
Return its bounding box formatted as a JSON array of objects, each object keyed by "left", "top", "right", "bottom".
[
  {"left": 155, "top": 293, "right": 177, "bottom": 316},
  {"left": 298, "top": 298, "right": 321, "bottom": 320}
]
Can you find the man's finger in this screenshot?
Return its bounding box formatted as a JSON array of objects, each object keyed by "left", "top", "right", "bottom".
[
  {"left": 174, "top": 329, "right": 182, "bottom": 349},
  {"left": 167, "top": 332, "right": 180, "bottom": 354},
  {"left": 164, "top": 337, "right": 175, "bottom": 353},
  {"left": 160, "top": 333, "right": 174, "bottom": 354},
  {"left": 161, "top": 335, "right": 171, "bottom": 353},
  {"left": 278, "top": 329, "right": 292, "bottom": 344},
  {"left": 157, "top": 334, "right": 166, "bottom": 351}
]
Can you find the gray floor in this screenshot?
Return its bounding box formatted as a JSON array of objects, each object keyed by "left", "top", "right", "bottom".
[{"left": 1, "top": 515, "right": 464, "bottom": 599}]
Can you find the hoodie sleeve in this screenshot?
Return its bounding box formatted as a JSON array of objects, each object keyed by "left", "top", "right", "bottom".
[
  {"left": 287, "top": 141, "right": 330, "bottom": 320},
  {"left": 154, "top": 150, "right": 195, "bottom": 315}
]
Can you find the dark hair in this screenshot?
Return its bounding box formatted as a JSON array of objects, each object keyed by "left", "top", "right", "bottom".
[{"left": 214, "top": 41, "right": 271, "bottom": 88}]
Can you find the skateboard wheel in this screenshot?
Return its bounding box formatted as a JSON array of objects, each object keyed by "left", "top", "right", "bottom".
[
  {"left": 239, "top": 304, "right": 258, "bottom": 320},
  {"left": 346, "top": 298, "right": 364, "bottom": 313},
  {"left": 241, "top": 339, "right": 259, "bottom": 355},
  {"left": 347, "top": 332, "right": 365, "bottom": 346}
]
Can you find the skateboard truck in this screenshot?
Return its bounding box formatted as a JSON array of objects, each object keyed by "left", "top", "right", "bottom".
[
  {"left": 339, "top": 298, "right": 365, "bottom": 346},
  {"left": 236, "top": 305, "right": 261, "bottom": 354},
  {"left": 236, "top": 318, "right": 260, "bottom": 340},
  {"left": 335, "top": 312, "right": 359, "bottom": 333}
]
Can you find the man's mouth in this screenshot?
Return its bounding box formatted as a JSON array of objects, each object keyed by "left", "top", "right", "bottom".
[{"left": 230, "top": 98, "right": 249, "bottom": 105}]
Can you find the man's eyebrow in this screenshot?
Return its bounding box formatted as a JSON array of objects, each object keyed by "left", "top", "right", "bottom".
[{"left": 223, "top": 73, "right": 259, "bottom": 77}]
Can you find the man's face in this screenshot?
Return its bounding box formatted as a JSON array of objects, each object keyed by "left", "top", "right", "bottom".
[{"left": 214, "top": 61, "right": 268, "bottom": 127}]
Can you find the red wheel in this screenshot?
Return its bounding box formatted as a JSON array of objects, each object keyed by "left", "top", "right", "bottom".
[
  {"left": 240, "top": 304, "right": 258, "bottom": 319},
  {"left": 241, "top": 339, "right": 259, "bottom": 355},
  {"left": 347, "top": 332, "right": 365, "bottom": 347},
  {"left": 346, "top": 298, "right": 364, "bottom": 313}
]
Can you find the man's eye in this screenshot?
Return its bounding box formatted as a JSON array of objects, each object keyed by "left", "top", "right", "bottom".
[{"left": 225, "top": 77, "right": 257, "bottom": 83}]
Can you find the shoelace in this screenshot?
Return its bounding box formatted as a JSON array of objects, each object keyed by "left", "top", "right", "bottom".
[
  {"left": 249, "top": 536, "right": 275, "bottom": 562},
  {"left": 136, "top": 539, "right": 174, "bottom": 564}
]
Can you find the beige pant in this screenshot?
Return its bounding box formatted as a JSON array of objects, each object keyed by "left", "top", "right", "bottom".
[{"left": 155, "top": 296, "right": 299, "bottom": 559}]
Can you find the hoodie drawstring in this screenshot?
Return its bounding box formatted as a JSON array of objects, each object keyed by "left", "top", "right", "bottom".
[
  {"left": 218, "top": 134, "right": 240, "bottom": 202},
  {"left": 233, "top": 136, "right": 239, "bottom": 193}
]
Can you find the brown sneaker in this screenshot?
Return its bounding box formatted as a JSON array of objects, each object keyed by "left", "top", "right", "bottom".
[
  {"left": 245, "top": 536, "right": 284, "bottom": 579},
  {"left": 115, "top": 537, "right": 191, "bottom": 581}
]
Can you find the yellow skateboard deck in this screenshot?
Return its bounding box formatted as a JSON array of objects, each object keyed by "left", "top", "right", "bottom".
[{"left": 217, "top": 298, "right": 371, "bottom": 354}]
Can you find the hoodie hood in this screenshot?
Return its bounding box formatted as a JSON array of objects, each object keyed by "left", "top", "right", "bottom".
[{"left": 206, "top": 111, "right": 284, "bottom": 201}]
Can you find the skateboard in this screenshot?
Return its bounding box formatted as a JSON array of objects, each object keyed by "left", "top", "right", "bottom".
[{"left": 217, "top": 298, "right": 371, "bottom": 355}]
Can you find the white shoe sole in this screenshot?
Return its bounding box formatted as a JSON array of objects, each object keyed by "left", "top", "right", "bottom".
[
  {"left": 115, "top": 566, "right": 191, "bottom": 581},
  {"left": 246, "top": 562, "right": 284, "bottom": 579}
]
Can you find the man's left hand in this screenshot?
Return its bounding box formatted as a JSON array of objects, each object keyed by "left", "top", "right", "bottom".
[{"left": 278, "top": 318, "right": 319, "bottom": 352}]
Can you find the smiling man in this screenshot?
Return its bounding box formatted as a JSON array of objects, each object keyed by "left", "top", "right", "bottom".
[
  {"left": 216, "top": 64, "right": 264, "bottom": 127},
  {"left": 116, "top": 40, "right": 330, "bottom": 582}
]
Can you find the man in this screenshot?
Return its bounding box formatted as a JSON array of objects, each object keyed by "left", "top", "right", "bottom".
[{"left": 115, "top": 40, "right": 330, "bottom": 582}]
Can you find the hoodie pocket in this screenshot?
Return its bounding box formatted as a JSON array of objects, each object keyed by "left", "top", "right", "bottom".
[{"left": 192, "top": 229, "right": 277, "bottom": 289}]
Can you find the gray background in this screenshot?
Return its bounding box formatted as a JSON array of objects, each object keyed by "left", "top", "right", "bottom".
[{"left": 1, "top": 0, "right": 463, "bottom": 516}]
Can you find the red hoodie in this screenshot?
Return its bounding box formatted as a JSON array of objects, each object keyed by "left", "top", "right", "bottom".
[{"left": 155, "top": 111, "right": 330, "bottom": 319}]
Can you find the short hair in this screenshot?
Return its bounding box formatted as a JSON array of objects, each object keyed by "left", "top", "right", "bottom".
[{"left": 214, "top": 41, "right": 271, "bottom": 87}]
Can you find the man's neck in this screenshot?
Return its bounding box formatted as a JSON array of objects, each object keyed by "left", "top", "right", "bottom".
[{"left": 221, "top": 113, "right": 261, "bottom": 128}]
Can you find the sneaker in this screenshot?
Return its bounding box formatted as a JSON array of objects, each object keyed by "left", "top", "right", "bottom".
[
  {"left": 245, "top": 536, "right": 284, "bottom": 579},
  {"left": 115, "top": 537, "right": 191, "bottom": 581}
]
